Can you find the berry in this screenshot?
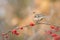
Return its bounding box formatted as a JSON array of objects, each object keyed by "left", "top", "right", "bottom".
[
  {"left": 12, "top": 29, "right": 19, "bottom": 35},
  {"left": 47, "top": 31, "right": 52, "bottom": 35},
  {"left": 50, "top": 25, "right": 55, "bottom": 29},
  {"left": 55, "top": 27, "right": 60, "bottom": 32},
  {"left": 12, "top": 29, "right": 17, "bottom": 34},
  {"left": 51, "top": 33, "right": 58, "bottom": 37},
  {"left": 30, "top": 22, "right": 35, "bottom": 26},
  {"left": 54, "top": 36, "right": 60, "bottom": 40},
  {"left": 5, "top": 34, "right": 9, "bottom": 38}
]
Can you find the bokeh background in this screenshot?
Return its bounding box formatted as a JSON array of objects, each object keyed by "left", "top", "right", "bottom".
[{"left": 0, "top": 0, "right": 60, "bottom": 40}]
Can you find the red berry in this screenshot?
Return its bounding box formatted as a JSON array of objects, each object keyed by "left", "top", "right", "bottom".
[
  {"left": 54, "top": 36, "right": 60, "bottom": 40},
  {"left": 50, "top": 25, "right": 55, "bottom": 29},
  {"left": 47, "top": 31, "right": 52, "bottom": 35},
  {"left": 55, "top": 27, "right": 60, "bottom": 32},
  {"left": 30, "top": 22, "right": 35, "bottom": 26},
  {"left": 12, "top": 29, "right": 19, "bottom": 35},
  {"left": 5, "top": 34, "right": 9, "bottom": 38},
  {"left": 51, "top": 33, "right": 58, "bottom": 37},
  {"left": 12, "top": 29, "right": 17, "bottom": 34}
]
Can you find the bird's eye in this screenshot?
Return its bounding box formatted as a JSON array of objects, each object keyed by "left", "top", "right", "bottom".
[{"left": 34, "top": 14, "right": 40, "bottom": 18}]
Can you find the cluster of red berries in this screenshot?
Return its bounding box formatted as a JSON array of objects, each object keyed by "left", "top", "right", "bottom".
[
  {"left": 2, "top": 22, "right": 35, "bottom": 37},
  {"left": 12, "top": 22, "right": 35, "bottom": 35},
  {"left": 2, "top": 33, "right": 9, "bottom": 38},
  {"left": 50, "top": 25, "right": 60, "bottom": 31},
  {"left": 2, "top": 22, "right": 60, "bottom": 40},
  {"left": 46, "top": 25, "right": 60, "bottom": 40}
]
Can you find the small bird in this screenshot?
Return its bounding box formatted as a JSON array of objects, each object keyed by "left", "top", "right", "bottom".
[{"left": 33, "top": 13, "right": 44, "bottom": 23}]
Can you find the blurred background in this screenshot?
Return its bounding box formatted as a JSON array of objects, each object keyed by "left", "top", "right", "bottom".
[{"left": 0, "top": 0, "right": 60, "bottom": 40}]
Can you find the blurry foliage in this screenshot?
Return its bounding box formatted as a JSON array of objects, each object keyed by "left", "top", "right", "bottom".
[{"left": 8, "top": 0, "right": 31, "bottom": 19}]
